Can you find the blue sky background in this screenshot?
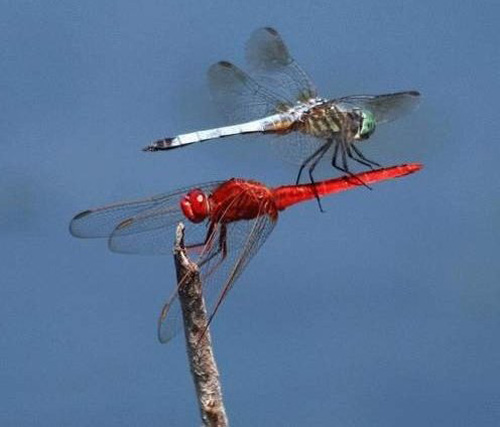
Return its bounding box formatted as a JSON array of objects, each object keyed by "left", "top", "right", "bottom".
[{"left": 2, "top": 1, "right": 500, "bottom": 426}]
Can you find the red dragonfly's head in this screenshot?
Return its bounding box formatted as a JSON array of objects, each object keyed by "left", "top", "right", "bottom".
[{"left": 180, "top": 189, "right": 211, "bottom": 223}]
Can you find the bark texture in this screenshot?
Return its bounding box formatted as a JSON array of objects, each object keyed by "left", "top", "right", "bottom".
[{"left": 173, "top": 223, "right": 228, "bottom": 427}]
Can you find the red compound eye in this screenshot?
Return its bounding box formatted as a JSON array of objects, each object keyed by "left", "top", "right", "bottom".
[{"left": 180, "top": 189, "right": 209, "bottom": 223}]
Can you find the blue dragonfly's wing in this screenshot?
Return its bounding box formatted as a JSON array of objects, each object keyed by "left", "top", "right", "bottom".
[
  {"left": 245, "top": 27, "right": 318, "bottom": 103},
  {"left": 339, "top": 91, "right": 421, "bottom": 124},
  {"left": 207, "top": 60, "right": 291, "bottom": 123}
]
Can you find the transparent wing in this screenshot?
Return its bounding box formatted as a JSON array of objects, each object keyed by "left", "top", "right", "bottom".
[
  {"left": 158, "top": 200, "right": 277, "bottom": 344},
  {"left": 200, "top": 211, "right": 276, "bottom": 318},
  {"left": 156, "top": 221, "right": 225, "bottom": 344},
  {"left": 270, "top": 132, "right": 329, "bottom": 167},
  {"left": 339, "top": 91, "right": 421, "bottom": 124},
  {"left": 107, "top": 206, "right": 212, "bottom": 255},
  {"left": 69, "top": 182, "right": 222, "bottom": 247},
  {"left": 207, "top": 60, "right": 291, "bottom": 123},
  {"left": 245, "top": 27, "right": 318, "bottom": 103}
]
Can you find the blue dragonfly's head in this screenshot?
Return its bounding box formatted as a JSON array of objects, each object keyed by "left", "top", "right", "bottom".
[{"left": 355, "top": 110, "right": 376, "bottom": 140}]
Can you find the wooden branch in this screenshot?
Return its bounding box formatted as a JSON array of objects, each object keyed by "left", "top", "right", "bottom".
[{"left": 173, "top": 223, "right": 229, "bottom": 427}]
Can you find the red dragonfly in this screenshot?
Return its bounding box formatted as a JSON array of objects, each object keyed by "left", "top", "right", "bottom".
[{"left": 70, "top": 164, "right": 421, "bottom": 343}]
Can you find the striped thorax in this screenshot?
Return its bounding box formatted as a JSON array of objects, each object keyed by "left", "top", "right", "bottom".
[{"left": 297, "top": 101, "right": 365, "bottom": 141}]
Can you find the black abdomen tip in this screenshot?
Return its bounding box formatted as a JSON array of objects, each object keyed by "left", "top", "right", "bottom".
[{"left": 142, "top": 138, "right": 174, "bottom": 152}]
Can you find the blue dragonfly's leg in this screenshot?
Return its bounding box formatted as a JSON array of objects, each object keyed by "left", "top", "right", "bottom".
[
  {"left": 350, "top": 143, "right": 381, "bottom": 168},
  {"left": 331, "top": 138, "right": 372, "bottom": 190},
  {"left": 295, "top": 141, "right": 331, "bottom": 185},
  {"left": 306, "top": 141, "right": 333, "bottom": 213}
]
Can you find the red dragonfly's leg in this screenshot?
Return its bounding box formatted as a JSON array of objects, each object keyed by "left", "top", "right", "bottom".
[
  {"left": 158, "top": 222, "right": 220, "bottom": 340},
  {"left": 198, "top": 224, "right": 227, "bottom": 274},
  {"left": 186, "top": 222, "right": 217, "bottom": 256},
  {"left": 164, "top": 223, "right": 218, "bottom": 300},
  {"left": 196, "top": 225, "right": 230, "bottom": 345}
]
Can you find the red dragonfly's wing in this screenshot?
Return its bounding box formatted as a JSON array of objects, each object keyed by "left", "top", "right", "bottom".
[
  {"left": 70, "top": 182, "right": 276, "bottom": 344},
  {"left": 69, "top": 182, "right": 223, "bottom": 254},
  {"left": 158, "top": 198, "right": 277, "bottom": 344},
  {"left": 245, "top": 27, "right": 318, "bottom": 103}
]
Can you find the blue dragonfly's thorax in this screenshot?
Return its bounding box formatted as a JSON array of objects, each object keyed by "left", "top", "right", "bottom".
[{"left": 295, "top": 100, "right": 367, "bottom": 141}]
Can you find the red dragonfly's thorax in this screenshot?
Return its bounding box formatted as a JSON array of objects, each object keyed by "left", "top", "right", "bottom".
[{"left": 208, "top": 179, "right": 278, "bottom": 223}]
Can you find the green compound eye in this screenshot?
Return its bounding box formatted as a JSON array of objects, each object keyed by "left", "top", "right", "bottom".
[{"left": 359, "top": 110, "right": 376, "bottom": 138}]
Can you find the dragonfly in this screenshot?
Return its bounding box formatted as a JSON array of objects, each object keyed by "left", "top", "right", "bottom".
[
  {"left": 70, "top": 164, "right": 422, "bottom": 343},
  {"left": 144, "top": 27, "right": 421, "bottom": 199}
]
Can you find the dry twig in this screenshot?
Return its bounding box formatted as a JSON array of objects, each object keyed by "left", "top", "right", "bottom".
[{"left": 173, "top": 223, "right": 229, "bottom": 427}]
